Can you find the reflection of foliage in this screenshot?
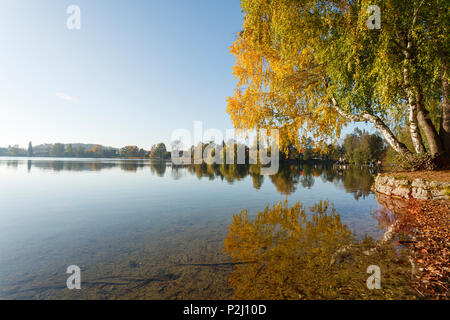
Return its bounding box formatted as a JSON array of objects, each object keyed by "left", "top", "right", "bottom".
[
  {"left": 224, "top": 201, "right": 417, "bottom": 300},
  {"left": 119, "top": 161, "right": 146, "bottom": 172},
  {"left": 170, "top": 166, "right": 185, "bottom": 180},
  {"left": 14, "top": 160, "right": 376, "bottom": 200},
  {"left": 269, "top": 165, "right": 300, "bottom": 195},
  {"left": 150, "top": 161, "right": 167, "bottom": 177},
  {"left": 249, "top": 165, "right": 264, "bottom": 190},
  {"left": 299, "top": 165, "right": 314, "bottom": 189},
  {"left": 220, "top": 164, "right": 249, "bottom": 183},
  {"left": 225, "top": 201, "right": 351, "bottom": 299},
  {"left": 341, "top": 168, "right": 374, "bottom": 200},
  {"left": 186, "top": 164, "right": 250, "bottom": 184}
]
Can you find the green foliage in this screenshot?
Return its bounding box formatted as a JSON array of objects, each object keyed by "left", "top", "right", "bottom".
[
  {"left": 7, "top": 145, "right": 26, "bottom": 156},
  {"left": 119, "top": 145, "right": 140, "bottom": 158},
  {"left": 50, "top": 143, "right": 65, "bottom": 157},
  {"left": 75, "top": 145, "right": 85, "bottom": 157},
  {"left": 228, "top": 0, "right": 449, "bottom": 164},
  {"left": 150, "top": 143, "right": 168, "bottom": 160},
  {"left": 65, "top": 144, "right": 74, "bottom": 157},
  {"left": 92, "top": 145, "right": 102, "bottom": 156},
  {"left": 445, "top": 187, "right": 450, "bottom": 197},
  {"left": 0, "top": 142, "right": 162, "bottom": 159},
  {"left": 343, "top": 129, "right": 385, "bottom": 164}
]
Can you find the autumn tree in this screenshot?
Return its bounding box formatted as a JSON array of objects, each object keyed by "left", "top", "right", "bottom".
[
  {"left": 75, "top": 145, "right": 85, "bottom": 157},
  {"left": 343, "top": 129, "right": 385, "bottom": 164},
  {"left": 119, "top": 145, "right": 139, "bottom": 158},
  {"left": 50, "top": 143, "right": 65, "bottom": 157},
  {"left": 65, "top": 144, "right": 74, "bottom": 157},
  {"left": 92, "top": 144, "right": 103, "bottom": 156},
  {"left": 150, "top": 143, "right": 167, "bottom": 160},
  {"left": 227, "top": 0, "right": 449, "bottom": 169},
  {"left": 7, "top": 145, "right": 25, "bottom": 156}
]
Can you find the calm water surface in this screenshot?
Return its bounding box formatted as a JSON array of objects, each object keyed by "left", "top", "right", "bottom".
[{"left": 0, "top": 158, "right": 405, "bottom": 299}]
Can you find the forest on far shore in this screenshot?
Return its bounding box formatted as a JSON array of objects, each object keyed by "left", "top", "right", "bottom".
[{"left": 1, "top": 129, "right": 399, "bottom": 165}]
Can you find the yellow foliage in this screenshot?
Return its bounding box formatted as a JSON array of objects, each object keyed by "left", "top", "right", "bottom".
[{"left": 224, "top": 200, "right": 418, "bottom": 299}]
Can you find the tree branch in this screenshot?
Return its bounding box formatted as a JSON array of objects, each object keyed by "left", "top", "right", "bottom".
[{"left": 328, "top": 96, "right": 414, "bottom": 161}]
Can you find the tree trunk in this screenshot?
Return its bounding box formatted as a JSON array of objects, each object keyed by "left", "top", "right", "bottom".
[
  {"left": 439, "top": 53, "right": 450, "bottom": 155},
  {"left": 329, "top": 97, "right": 415, "bottom": 162},
  {"left": 399, "top": 15, "right": 445, "bottom": 160},
  {"left": 402, "top": 39, "right": 426, "bottom": 154},
  {"left": 364, "top": 113, "right": 415, "bottom": 163},
  {"left": 408, "top": 104, "right": 425, "bottom": 154},
  {"left": 416, "top": 91, "right": 444, "bottom": 157},
  {"left": 405, "top": 78, "right": 426, "bottom": 154}
]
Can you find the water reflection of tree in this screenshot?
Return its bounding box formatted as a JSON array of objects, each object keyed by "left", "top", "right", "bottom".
[
  {"left": 150, "top": 161, "right": 167, "bottom": 177},
  {"left": 4, "top": 160, "right": 376, "bottom": 199},
  {"left": 269, "top": 164, "right": 300, "bottom": 195},
  {"left": 373, "top": 194, "right": 417, "bottom": 239},
  {"left": 22, "top": 160, "right": 117, "bottom": 172},
  {"left": 299, "top": 165, "right": 314, "bottom": 189},
  {"left": 186, "top": 164, "right": 250, "bottom": 184},
  {"left": 6, "top": 160, "right": 19, "bottom": 169},
  {"left": 119, "top": 161, "right": 143, "bottom": 172},
  {"left": 249, "top": 165, "right": 264, "bottom": 190},
  {"left": 219, "top": 164, "right": 249, "bottom": 183},
  {"left": 170, "top": 165, "right": 185, "bottom": 180},
  {"left": 224, "top": 201, "right": 417, "bottom": 299},
  {"left": 341, "top": 168, "right": 374, "bottom": 200}
]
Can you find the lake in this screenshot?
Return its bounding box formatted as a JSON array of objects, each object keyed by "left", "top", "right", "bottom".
[{"left": 0, "top": 158, "right": 415, "bottom": 299}]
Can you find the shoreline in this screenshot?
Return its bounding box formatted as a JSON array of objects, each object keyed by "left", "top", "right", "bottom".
[
  {"left": 374, "top": 171, "right": 449, "bottom": 299},
  {"left": 373, "top": 171, "right": 450, "bottom": 200},
  {"left": 375, "top": 194, "right": 449, "bottom": 299}
]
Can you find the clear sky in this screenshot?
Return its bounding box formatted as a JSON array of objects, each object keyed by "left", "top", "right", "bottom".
[{"left": 0, "top": 0, "right": 372, "bottom": 150}]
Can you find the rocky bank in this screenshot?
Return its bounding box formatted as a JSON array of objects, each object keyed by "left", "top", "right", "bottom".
[{"left": 373, "top": 174, "right": 450, "bottom": 200}]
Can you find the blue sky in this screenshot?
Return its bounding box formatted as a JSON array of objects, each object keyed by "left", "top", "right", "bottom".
[{"left": 0, "top": 0, "right": 372, "bottom": 150}]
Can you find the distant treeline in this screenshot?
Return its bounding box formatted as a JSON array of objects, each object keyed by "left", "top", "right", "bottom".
[
  {"left": 283, "top": 129, "right": 386, "bottom": 165},
  {"left": 280, "top": 129, "right": 386, "bottom": 165},
  {"left": 0, "top": 129, "right": 386, "bottom": 164},
  {"left": 0, "top": 142, "right": 171, "bottom": 160},
  {"left": 174, "top": 139, "right": 337, "bottom": 164},
  {"left": 175, "top": 129, "right": 386, "bottom": 165}
]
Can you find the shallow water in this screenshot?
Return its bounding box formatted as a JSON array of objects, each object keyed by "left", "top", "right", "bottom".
[{"left": 0, "top": 158, "right": 412, "bottom": 299}]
